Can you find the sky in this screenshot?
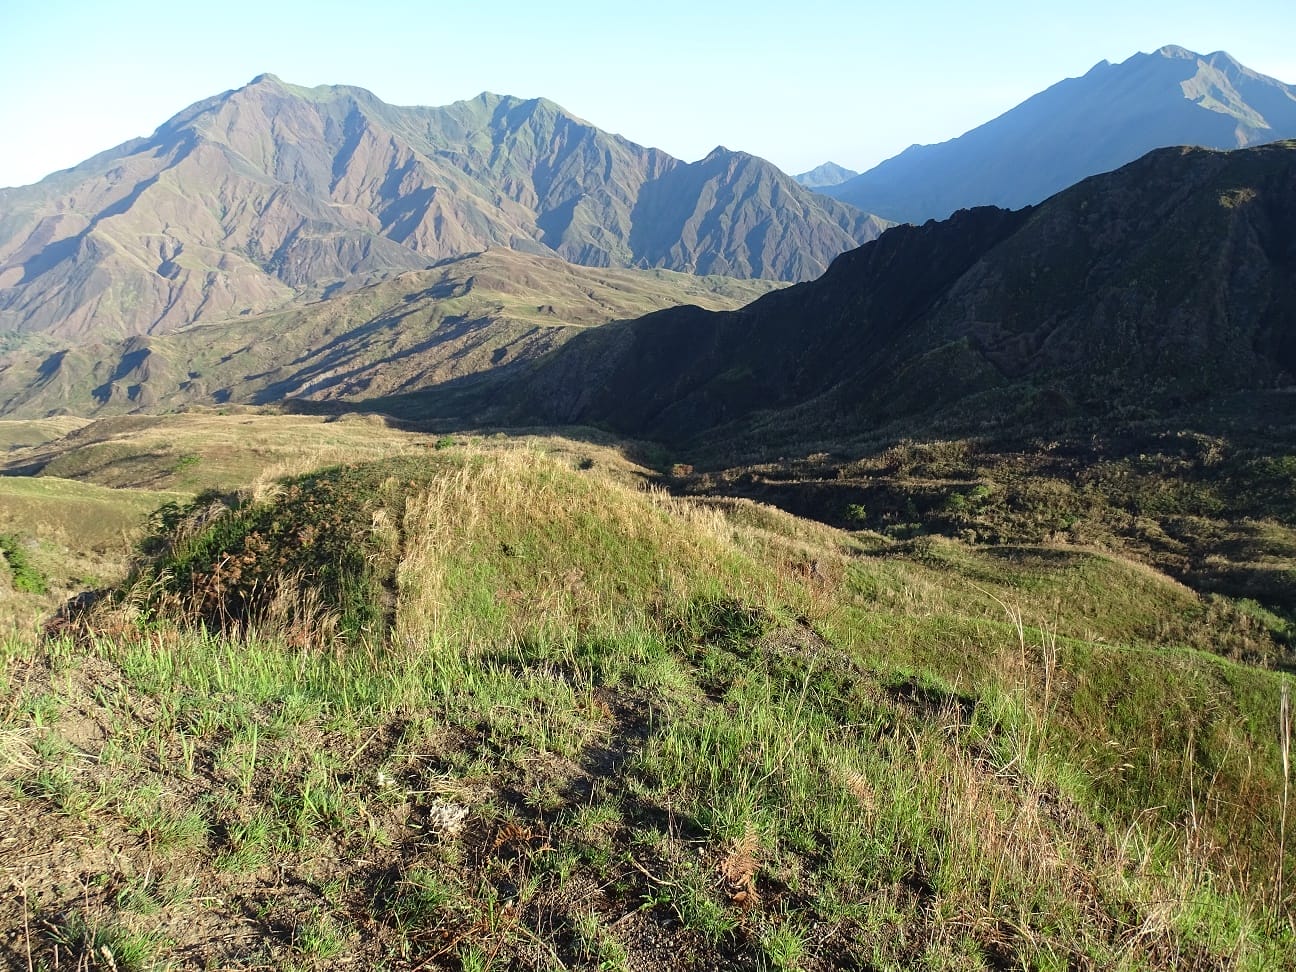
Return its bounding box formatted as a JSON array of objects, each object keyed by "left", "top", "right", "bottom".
[{"left": 2, "top": 0, "right": 1295, "bottom": 189}]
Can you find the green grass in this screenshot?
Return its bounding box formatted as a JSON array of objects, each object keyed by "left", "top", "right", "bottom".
[
  {"left": 41, "top": 911, "right": 168, "bottom": 972},
  {"left": 0, "top": 473, "right": 190, "bottom": 634},
  {"left": 1, "top": 436, "right": 1292, "bottom": 969},
  {"left": 698, "top": 430, "right": 1296, "bottom": 656},
  {"left": 0, "top": 532, "right": 47, "bottom": 593},
  {"left": 0, "top": 416, "right": 89, "bottom": 451}
]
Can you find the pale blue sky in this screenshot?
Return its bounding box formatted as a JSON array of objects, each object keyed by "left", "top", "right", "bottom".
[{"left": 2, "top": 0, "right": 1294, "bottom": 188}]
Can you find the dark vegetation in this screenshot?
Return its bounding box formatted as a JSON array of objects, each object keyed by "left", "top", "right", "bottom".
[
  {"left": 436, "top": 141, "right": 1296, "bottom": 456},
  {"left": 0, "top": 532, "right": 47, "bottom": 594},
  {"left": 676, "top": 429, "right": 1296, "bottom": 660}
]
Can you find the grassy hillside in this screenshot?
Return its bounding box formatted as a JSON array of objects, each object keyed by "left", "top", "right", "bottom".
[
  {"left": 676, "top": 428, "right": 1296, "bottom": 646},
  {"left": 0, "top": 250, "right": 783, "bottom": 419},
  {"left": 0, "top": 475, "right": 186, "bottom": 633},
  {"left": 1, "top": 432, "right": 1291, "bottom": 969},
  {"left": 1, "top": 410, "right": 427, "bottom": 492},
  {"left": 0, "top": 410, "right": 427, "bottom": 634},
  {"left": 0, "top": 418, "right": 91, "bottom": 452}
]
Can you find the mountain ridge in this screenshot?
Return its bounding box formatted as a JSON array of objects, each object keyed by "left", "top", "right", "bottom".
[
  {"left": 793, "top": 161, "right": 859, "bottom": 188},
  {"left": 823, "top": 45, "right": 1296, "bottom": 223},
  {"left": 0, "top": 78, "right": 886, "bottom": 341},
  {"left": 429, "top": 140, "right": 1296, "bottom": 452}
]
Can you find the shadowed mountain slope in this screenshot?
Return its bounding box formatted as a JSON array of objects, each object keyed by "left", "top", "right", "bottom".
[
  {"left": 825, "top": 46, "right": 1296, "bottom": 223},
  {"left": 454, "top": 141, "right": 1296, "bottom": 451},
  {"left": 0, "top": 77, "right": 884, "bottom": 341}
]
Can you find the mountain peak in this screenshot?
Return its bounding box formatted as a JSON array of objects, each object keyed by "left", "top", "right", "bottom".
[
  {"left": 0, "top": 80, "right": 888, "bottom": 340},
  {"left": 1151, "top": 45, "right": 1243, "bottom": 70},
  {"left": 826, "top": 44, "right": 1296, "bottom": 223},
  {"left": 795, "top": 162, "right": 861, "bottom": 189}
]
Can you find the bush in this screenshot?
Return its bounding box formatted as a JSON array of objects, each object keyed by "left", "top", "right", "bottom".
[{"left": 0, "top": 533, "right": 48, "bottom": 594}]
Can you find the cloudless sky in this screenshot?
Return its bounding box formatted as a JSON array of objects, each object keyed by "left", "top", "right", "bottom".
[{"left": 2, "top": 0, "right": 1294, "bottom": 188}]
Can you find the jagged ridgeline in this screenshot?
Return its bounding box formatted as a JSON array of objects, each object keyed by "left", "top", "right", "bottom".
[
  {"left": 471, "top": 139, "right": 1296, "bottom": 451},
  {"left": 0, "top": 76, "right": 885, "bottom": 341},
  {"left": 824, "top": 45, "right": 1296, "bottom": 223}
]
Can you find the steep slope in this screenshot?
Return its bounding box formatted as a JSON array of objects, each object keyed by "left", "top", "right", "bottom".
[
  {"left": 0, "top": 250, "right": 780, "bottom": 418},
  {"left": 0, "top": 77, "right": 884, "bottom": 341},
  {"left": 629, "top": 148, "right": 881, "bottom": 281},
  {"left": 457, "top": 140, "right": 1296, "bottom": 448},
  {"left": 825, "top": 46, "right": 1296, "bottom": 223}
]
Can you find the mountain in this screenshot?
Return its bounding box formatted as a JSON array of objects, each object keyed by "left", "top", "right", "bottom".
[
  {"left": 0, "top": 249, "right": 780, "bottom": 418},
  {"left": 447, "top": 140, "right": 1296, "bottom": 450},
  {"left": 793, "top": 161, "right": 859, "bottom": 188},
  {"left": 0, "top": 76, "right": 886, "bottom": 341},
  {"left": 824, "top": 46, "right": 1296, "bottom": 224}
]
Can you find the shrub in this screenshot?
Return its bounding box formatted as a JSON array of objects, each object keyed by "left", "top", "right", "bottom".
[{"left": 0, "top": 533, "right": 47, "bottom": 594}]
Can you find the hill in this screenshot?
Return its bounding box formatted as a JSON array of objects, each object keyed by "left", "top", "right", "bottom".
[
  {"left": 824, "top": 46, "right": 1296, "bottom": 223},
  {"left": 379, "top": 141, "right": 1296, "bottom": 624},
  {"left": 1, "top": 433, "right": 1292, "bottom": 967},
  {"left": 3, "top": 67, "right": 1295, "bottom": 967},
  {"left": 0, "top": 249, "right": 780, "bottom": 419},
  {"left": 0, "top": 77, "right": 885, "bottom": 341}
]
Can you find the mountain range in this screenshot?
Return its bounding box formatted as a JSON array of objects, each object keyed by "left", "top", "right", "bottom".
[
  {"left": 3, "top": 46, "right": 1296, "bottom": 443},
  {"left": 0, "top": 76, "right": 885, "bottom": 340},
  {"left": 822, "top": 45, "right": 1296, "bottom": 224},
  {"left": 445, "top": 140, "right": 1296, "bottom": 453}
]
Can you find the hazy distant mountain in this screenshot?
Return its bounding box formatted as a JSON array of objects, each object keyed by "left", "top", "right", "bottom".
[
  {"left": 793, "top": 162, "right": 859, "bottom": 188},
  {"left": 469, "top": 140, "right": 1296, "bottom": 449},
  {"left": 0, "top": 76, "right": 886, "bottom": 340},
  {"left": 825, "top": 46, "right": 1296, "bottom": 224}
]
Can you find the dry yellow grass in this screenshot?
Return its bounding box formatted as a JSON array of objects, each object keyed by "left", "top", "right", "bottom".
[
  {"left": 0, "top": 417, "right": 90, "bottom": 451},
  {"left": 3, "top": 410, "right": 426, "bottom": 492},
  {"left": 391, "top": 445, "right": 780, "bottom": 646}
]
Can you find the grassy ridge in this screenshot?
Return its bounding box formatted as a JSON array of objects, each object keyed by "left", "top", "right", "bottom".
[
  {"left": 0, "top": 417, "right": 91, "bottom": 452},
  {"left": 0, "top": 410, "right": 428, "bottom": 634},
  {"left": 0, "top": 249, "right": 784, "bottom": 420},
  {"left": 2, "top": 410, "right": 426, "bottom": 492},
  {"left": 2, "top": 440, "right": 1291, "bottom": 969}
]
